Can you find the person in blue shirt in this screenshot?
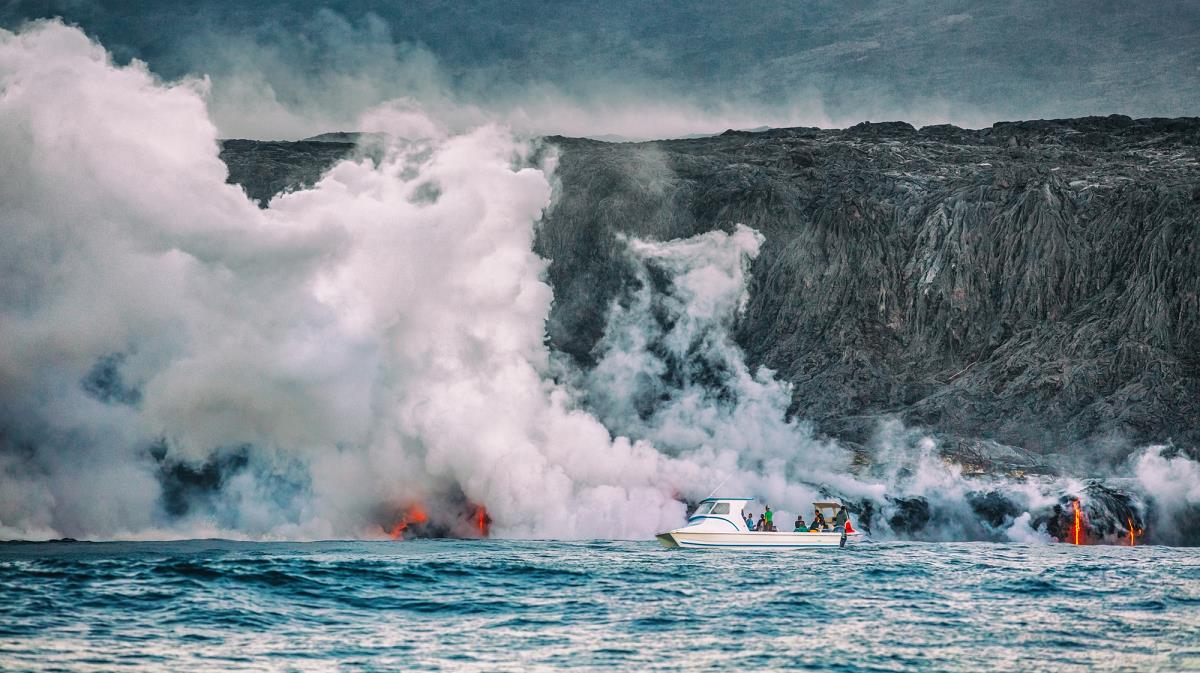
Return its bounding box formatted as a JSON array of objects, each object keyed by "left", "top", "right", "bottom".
[
  {"left": 793, "top": 515, "right": 807, "bottom": 532},
  {"left": 744, "top": 512, "right": 755, "bottom": 530}
]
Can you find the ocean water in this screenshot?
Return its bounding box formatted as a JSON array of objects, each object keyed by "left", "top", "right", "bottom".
[{"left": 0, "top": 540, "right": 1197, "bottom": 672}]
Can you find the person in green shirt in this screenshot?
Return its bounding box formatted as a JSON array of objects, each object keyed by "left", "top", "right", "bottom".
[{"left": 763, "top": 505, "right": 773, "bottom": 530}]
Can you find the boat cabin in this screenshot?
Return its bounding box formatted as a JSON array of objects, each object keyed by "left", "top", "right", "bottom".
[
  {"left": 688, "top": 497, "right": 753, "bottom": 531},
  {"left": 687, "top": 498, "right": 850, "bottom": 533},
  {"left": 661, "top": 497, "right": 858, "bottom": 548}
]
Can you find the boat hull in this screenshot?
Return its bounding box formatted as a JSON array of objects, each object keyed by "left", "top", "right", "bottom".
[{"left": 658, "top": 530, "right": 859, "bottom": 549}]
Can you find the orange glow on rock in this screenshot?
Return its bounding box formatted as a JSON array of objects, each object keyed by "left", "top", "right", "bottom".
[
  {"left": 407, "top": 504, "right": 429, "bottom": 524},
  {"left": 473, "top": 505, "right": 490, "bottom": 538},
  {"left": 387, "top": 503, "right": 430, "bottom": 540}
]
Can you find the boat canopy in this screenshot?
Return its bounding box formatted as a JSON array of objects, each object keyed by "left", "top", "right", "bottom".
[{"left": 813, "top": 501, "right": 846, "bottom": 518}]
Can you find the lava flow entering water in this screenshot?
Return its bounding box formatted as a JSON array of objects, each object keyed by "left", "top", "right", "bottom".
[
  {"left": 473, "top": 505, "right": 490, "bottom": 537},
  {"left": 1072, "top": 500, "right": 1084, "bottom": 545},
  {"left": 1127, "top": 517, "right": 1139, "bottom": 546},
  {"left": 384, "top": 500, "right": 490, "bottom": 539}
]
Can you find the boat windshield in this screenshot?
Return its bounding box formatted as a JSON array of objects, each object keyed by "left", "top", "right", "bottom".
[{"left": 694, "top": 501, "right": 733, "bottom": 516}]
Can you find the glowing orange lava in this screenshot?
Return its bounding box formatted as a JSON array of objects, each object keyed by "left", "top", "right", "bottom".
[
  {"left": 1072, "top": 500, "right": 1083, "bottom": 545},
  {"left": 388, "top": 503, "right": 429, "bottom": 540},
  {"left": 1127, "top": 517, "right": 1138, "bottom": 546},
  {"left": 473, "top": 505, "right": 490, "bottom": 538}
]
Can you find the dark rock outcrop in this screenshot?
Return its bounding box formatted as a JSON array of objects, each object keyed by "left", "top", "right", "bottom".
[
  {"left": 220, "top": 139, "right": 356, "bottom": 205},
  {"left": 219, "top": 115, "right": 1200, "bottom": 467}
]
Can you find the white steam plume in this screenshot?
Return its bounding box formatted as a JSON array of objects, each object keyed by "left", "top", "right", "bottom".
[
  {"left": 1133, "top": 447, "right": 1200, "bottom": 546},
  {"left": 0, "top": 20, "right": 706, "bottom": 540},
  {"left": 579, "top": 225, "right": 868, "bottom": 514}
]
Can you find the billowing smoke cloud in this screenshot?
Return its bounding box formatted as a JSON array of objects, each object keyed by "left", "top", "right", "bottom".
[
  {"left": 2, "top": 21, "right": 1198, "bottom": 544},
  {"left": 0, "top": 20, "right": 704, "bottom": 540},
  {"left": 579, "top": 225, "right": 861, "bottom": 508},
  {"left": 1133, "top": 448, "right": 1200, "bottom": 546}
]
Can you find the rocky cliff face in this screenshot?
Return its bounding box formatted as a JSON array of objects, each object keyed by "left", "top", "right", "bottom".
[
  {"left": 221, "top": 115, "right": 1200, "bottom": 472},
  {"left": 221, "top": 138, "right": 358, "bottom": 206}
]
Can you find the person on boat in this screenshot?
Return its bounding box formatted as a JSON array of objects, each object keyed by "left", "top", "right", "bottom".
[
  {"left": 811, "top": 508, "right": 828, "bottom": 531},
  {"left": 755, "top": 514, "right": 766, "bottom": 531},
  {"left": 833, "top": 505, "right": 848, "bottom": 529},
  {"left": 744, "top": 512, "right": 755, "bottom": 530},
  {"left": 764, "top": 505, "right": 774, "bottom": 530},
  {"left": 793, "top": 515, "right": 807, "bottom": 532}
]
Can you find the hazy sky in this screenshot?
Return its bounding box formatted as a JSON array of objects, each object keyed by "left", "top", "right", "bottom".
[{"left": 2, "top": 1, "right": 1198, "bottom": 138}]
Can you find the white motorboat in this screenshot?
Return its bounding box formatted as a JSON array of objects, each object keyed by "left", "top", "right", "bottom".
[{"left": 656, "top": 498, "right": 862, "bottom": 550}]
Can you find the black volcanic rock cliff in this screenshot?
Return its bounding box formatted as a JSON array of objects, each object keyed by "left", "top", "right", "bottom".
[
  {"left": 220, "top": 138, "right": 358, "bottom": 206},
  {"left": 220, "top": 116, "right": 1200, "bottom": 470}
]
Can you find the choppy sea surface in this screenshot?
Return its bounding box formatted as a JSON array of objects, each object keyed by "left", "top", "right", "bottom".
[{"left": 1, "top": 540, "right": 1197, "bottom": 672}]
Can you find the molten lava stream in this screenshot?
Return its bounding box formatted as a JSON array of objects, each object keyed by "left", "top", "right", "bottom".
[
  {"left": 473, "top": 505, "right": 490, "bottom": 538},
  {"left": 1072, "top": 500, "right": 1083, "bottom": 545}
]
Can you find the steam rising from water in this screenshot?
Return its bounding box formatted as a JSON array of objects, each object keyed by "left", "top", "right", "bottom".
[
  {"left": 0, "top": 21, "right": 700, "bottom": 540},
  {"left": 581, "top": 226, "right": 864, "bottom": 507},
  {"left": 1, "top": 22, "right": 1197, "bottom": 544}
]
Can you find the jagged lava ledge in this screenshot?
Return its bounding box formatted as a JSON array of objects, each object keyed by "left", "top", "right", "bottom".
[{"left": 221, "top": 115, "right": 1200, "bottom": 476}]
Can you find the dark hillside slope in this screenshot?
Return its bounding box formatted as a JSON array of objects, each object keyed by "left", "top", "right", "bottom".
[{"left": 221, "top": 116, "right": 1200, "bottom": 466}]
